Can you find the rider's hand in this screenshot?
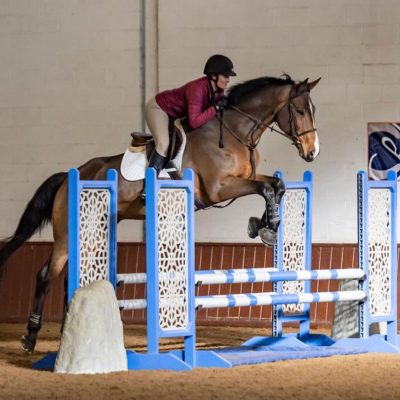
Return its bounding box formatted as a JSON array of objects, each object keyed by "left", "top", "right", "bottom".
[{"left": 214, "top": 96, "right": 228, "bottom": 112}]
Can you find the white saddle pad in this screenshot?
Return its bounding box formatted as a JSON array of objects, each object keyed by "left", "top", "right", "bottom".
[
  {"left": 120, "top": 146, "right": 148, "bottom": 181},
  {"left": 120, "top": 146, "right": 175, "bottom": 181}
]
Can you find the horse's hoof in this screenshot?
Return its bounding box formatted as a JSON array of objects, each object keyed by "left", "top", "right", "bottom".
[
  {"left": 248, "top": 217, "right": 263, "bottom": 239},
  {"left": 21, "top": 335, "right": 35, "bottom": 354},
  {"left": 258, "top": 227, "right": 277, "bottom": 247}
]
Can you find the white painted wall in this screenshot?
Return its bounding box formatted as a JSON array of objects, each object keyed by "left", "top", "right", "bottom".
[
  {"left": 0, "top": 0, "right": 145, "bottom": 242},
  {"left": 0, "top": 0, "right": 399, "bottom": 244}
]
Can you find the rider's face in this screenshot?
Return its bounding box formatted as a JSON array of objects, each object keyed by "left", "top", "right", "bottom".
[{"left": 216, "top": 74, "right": 231, "bottom": 90}]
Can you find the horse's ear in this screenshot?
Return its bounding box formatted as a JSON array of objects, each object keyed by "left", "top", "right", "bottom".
[
  {"left": 295, "top": 78, "right": 309, "bottom": 93},
  {"left": 307, "top": 77, "right": 321, "bottom": 91}
]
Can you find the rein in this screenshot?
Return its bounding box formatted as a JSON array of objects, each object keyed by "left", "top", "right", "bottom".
[
  {"left": 217, "top": 106, "right": 268, "bottom": 181},
  {"left": 199, "top": 107, "right": 265, "bottom": 210}
]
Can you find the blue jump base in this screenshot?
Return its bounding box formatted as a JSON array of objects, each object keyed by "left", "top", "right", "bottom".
[
  {"left": 33, "top": 333, "right": 399, "bottom": 371},
  {"left": 124, "top": 333, "right": 400, "bottom": 371}
]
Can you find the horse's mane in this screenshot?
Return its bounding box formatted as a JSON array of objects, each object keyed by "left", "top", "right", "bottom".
[{"left": 227, "top": 74, "right": 294, "bottom": 106}]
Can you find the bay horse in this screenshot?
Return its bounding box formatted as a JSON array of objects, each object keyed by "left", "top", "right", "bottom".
[{"left": 0, "top": 74, "right": 320, "bottom": 353}]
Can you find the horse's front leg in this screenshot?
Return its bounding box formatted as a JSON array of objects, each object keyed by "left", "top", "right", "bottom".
[
  {"left": 209, "top": 175, "right": 285, "bottom": 246},
  {"left": 247, "top": 174, "right": 285, "bottom": 245}
]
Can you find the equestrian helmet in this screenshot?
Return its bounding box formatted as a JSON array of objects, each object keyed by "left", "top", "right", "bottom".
[{"left": 203, "top": 54, "right": 236, "bottom": 76}]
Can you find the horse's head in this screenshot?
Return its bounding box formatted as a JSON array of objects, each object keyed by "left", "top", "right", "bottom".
[{"left": 274, "top": 78, "right": 321, "bottom": 162}]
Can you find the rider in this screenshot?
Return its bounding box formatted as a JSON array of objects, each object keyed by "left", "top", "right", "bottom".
[{"left": 145, "top": 54, "right": 236, "bottom": 175}]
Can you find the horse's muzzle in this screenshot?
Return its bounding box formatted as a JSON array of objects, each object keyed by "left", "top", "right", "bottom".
[
  {"left": 305, "top": 151, "right": 316, "bottom": 162},
  {"left": 304, "top": 144, "right": 320, "bottom": 162}
]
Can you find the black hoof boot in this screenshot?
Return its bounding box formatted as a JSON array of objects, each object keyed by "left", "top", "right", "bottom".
[
  {"left": 21, "top": 334, "right": 36, "bottom": 354},
  {"left": 258, "top": 227, "right": 278, "bottom": 247},
  {"left": 266, "top": 204, "right": 281, "bottom": 232},
  {"left": 247, "top": 217, "right": 264, "bottom": 239},
  {"left": 22, "top": 314, "right": 41, "bottom": 354}
]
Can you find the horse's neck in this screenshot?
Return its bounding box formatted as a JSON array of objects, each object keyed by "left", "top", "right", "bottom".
[{"left": 226, "top": 85, "right": 291, "bottom": 137}]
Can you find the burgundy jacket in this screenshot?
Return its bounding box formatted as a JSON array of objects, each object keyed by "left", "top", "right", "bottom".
[{"left": 155, "top": 76, "right": 223, "bottom": 130}]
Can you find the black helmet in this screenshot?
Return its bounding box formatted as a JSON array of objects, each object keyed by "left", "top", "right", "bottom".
[{"left": 203, "top": 54, "right": 236, "bottom": 76}]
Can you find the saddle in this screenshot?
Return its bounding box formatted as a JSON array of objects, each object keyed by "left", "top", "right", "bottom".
[{"left": 130, "top": 118, "right": 190, "bottom": 164}]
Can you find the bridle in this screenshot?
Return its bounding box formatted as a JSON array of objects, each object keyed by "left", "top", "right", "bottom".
[
  {"left": 221, "top": 89, "right": 316, "bottom": 150},
  {"left": 217, "top": 87, "right": 317, "bottom": 179},
  {"left": 269, "top": 95, "right": 317, "bottom": 148}
]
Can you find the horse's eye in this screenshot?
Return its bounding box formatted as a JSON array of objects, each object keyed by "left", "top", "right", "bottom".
[{"left": 297, "top": 109, "right": 305, "bottom": 116}]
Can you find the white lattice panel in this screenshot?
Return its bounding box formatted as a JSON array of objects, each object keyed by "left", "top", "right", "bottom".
[
  {"left": 79, "top": 189, "right": 110, "bottom": 287},
  {"left": 157, "top": 188, "right": 188, "bottom": 330},
  {"left": 282, "top": 189, "right": 307, "bottom": 313},
  {"left": 368, "top": 189, "right": 391, "bottom": 316}
]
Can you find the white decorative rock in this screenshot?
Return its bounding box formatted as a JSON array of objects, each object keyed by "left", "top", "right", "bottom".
[{"left": 55, "top": 280, "right": 127, "bottom": 374}]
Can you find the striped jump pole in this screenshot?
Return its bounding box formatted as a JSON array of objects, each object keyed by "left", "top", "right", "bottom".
[
  {"left": 196, "top": 290, "right": 366, "bottom": 309},
  {"left": 117, "top": 268, "right": 366, "bottom": 310},
  {"left": 119, "top": 267, "right": 365, "bottom": 286}
]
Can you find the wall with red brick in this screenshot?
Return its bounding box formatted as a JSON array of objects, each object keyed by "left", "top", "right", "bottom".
[{"left": 0, "top": 242, "right": 398, "bottom": 330}]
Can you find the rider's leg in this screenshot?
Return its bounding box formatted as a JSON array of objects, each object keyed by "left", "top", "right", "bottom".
[
  {"left": 147, "top": 150, "right": 167, "bottom": 176},
  {"left": 145, "top": 97, "right": 169, "bottom": 175}
]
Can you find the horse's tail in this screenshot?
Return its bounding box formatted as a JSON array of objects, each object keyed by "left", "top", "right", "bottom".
[{"left": 0, "top": 172, "right": 67, "bottom": 275}]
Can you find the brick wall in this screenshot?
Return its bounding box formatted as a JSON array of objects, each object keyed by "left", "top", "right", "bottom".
[{"left": 1, "top": 242, "right": 398, "bottom": 329}]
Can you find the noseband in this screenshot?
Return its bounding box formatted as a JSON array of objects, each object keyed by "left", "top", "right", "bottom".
[{"left": 268, "top": 95, "right": 317, "bottom": 147}]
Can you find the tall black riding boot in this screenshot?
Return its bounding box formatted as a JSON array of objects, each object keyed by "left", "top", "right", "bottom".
[
  {"left": 148, "top": 150, "right": 167, "bottom": 176},
  {"left": 141, "top": 151, "right": 167, "bottom": 200}
]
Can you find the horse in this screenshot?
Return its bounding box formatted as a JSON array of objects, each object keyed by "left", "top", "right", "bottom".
[{"left": 0, "top": 74, "right": 320, "bottom": 353}]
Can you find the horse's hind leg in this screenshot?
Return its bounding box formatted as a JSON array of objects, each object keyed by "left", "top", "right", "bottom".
[{"left": 21, "top": 239, "right": 68, "bottom": 353}]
